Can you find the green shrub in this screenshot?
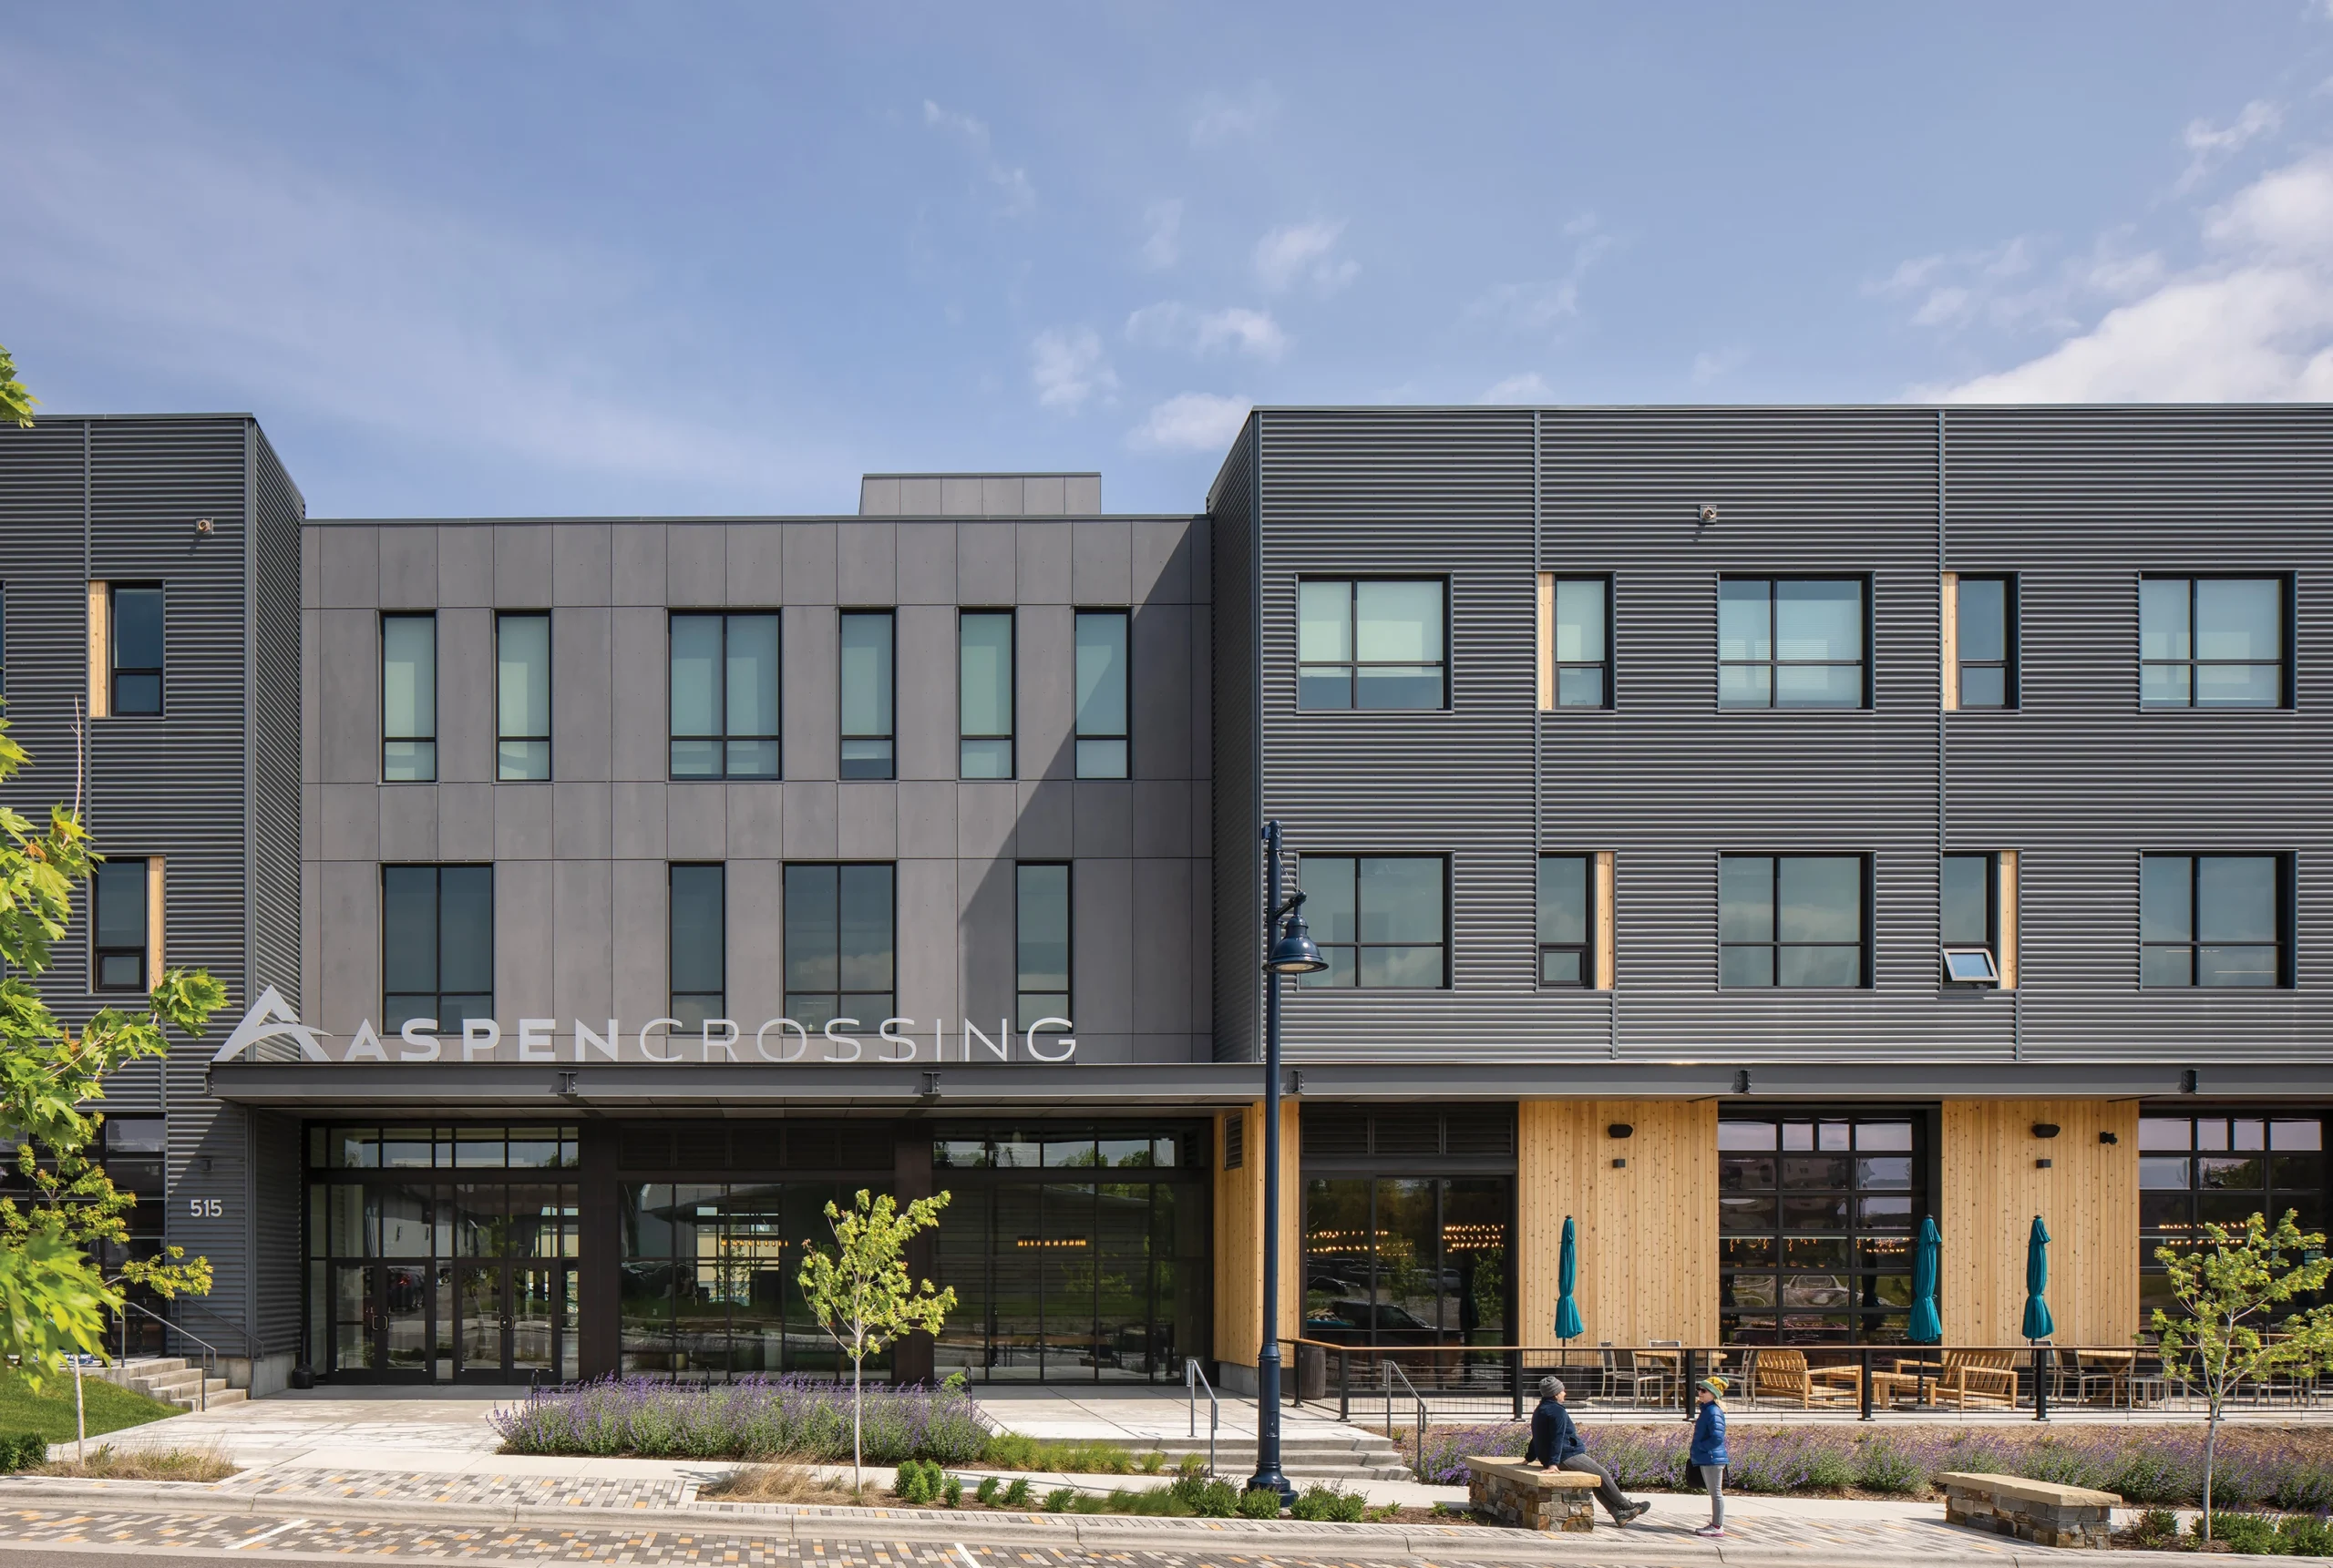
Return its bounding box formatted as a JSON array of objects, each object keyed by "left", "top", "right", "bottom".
[
  {"left": 1799, "top": 1444, "right": 1855, "bottom": 1491},
  {"left": 2276, "top": 1514, "right": 2333, "bottom": 1556},
  {"left": 1853, "top": 1438, "right": 1925, "bottom": 1495},
  {"left": 893, "top": 1460, "right": 944, "bottom": 1503},
  {"left": 0, "top": 1433, "right": 45, "bottom": 1471},
  {"left": 979, "top": 1433, "right": 1136, "bottom": 1473},
  {"left": 1002, "top": 1477, "right": 1032, "bottom": 1509},
  {"left": 941, "top": 1476, "right": 963, "bottom": 1509},
  {"left": 1043, "top": 1487, "right": 1076, "bottom": 1512},
  {"left": 974, "top": 1475, "right": 1001, "bottom": 1505},
  {"left": 2131, "top": 1507, "right": 2180, "bottom": 1546},
  {"left": 1136, "top": 1450, "right": 1166, "bottom": 1474},
  {"left": 1168, "top": 1471, "right": 1239, "bottom": 1517},
  {"left": 1291, "top": 1484, "right": 1367, "bottom": 1522},
  {"left": 2205, "top": 1512, "right": 2276, "bottom": 1554},
  {"left": 1237, "top": 1486, "right": 1282, "bottom": 1519}
]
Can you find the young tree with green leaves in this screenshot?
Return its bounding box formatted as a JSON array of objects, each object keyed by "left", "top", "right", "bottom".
[
  {"left": 797, "top": 1188, "right": 957, "bottom": 1491},
  {"left": 2150, "top": 1209, "right": 2333, "bottom": 1543},
  {"left": 0, "top": 714, "right": 225, "bottom": 1384},
  {"left": 0, "top": 344, "right": 35, "bottom": 428}
]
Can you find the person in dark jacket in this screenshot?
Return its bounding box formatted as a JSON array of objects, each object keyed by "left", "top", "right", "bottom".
[
  {"left": 1523, "top": 1376, "right": 1649, "bottom": 1525},
  {"left": 1690, "top": 1377, "right": 1730, "bottom": 1537}
]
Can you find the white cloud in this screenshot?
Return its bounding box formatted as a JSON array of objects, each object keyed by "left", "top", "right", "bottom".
[
  {"left": 1139, "top": 199, "right": 1183, "bottom": 269},
  {"left": 1130, "top": 392, "right": 1250, "bottom": 451},
  {"left": 1190, "top": 84, "right": 1278, "bottom": 149},
  {"left": 2177, "top": 99, "right": 2281, "bottom": 193},
  {"left": 1124, "top": 302, "right": 1288, "bottom": 360},
  {"left": 1254, "top": 220, "right": 1358, "bottom": 294},
  {"left": 1463, "top": 214, "right": 1612, "bottom": 341},
  {"left": 1029, "top": 328, "right": 1117, "bottom": 412},
  {"left": 1866, "top": 238, "right": 2041, "bottom": 331},
  {"left": 922, "top": 99, "right": 1036, "bottom": 216},
  {"left": 1477, "top": 373, "right": 1554, "bottom": 405},
  {"left": 1691, "top": 347, "right": 1748, "bottom": 385},
  {"left": 1928, "top": 150, "right": 2333, "bottom": 402}
]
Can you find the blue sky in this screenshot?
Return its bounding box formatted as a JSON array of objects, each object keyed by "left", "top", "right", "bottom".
[{"left": 8, "top": 3, "right": 2333, "bottom": 517}]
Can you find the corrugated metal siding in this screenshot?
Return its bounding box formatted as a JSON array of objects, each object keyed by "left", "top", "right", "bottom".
[
  {"left": 1238, "top": 405, "right": 2333, "bottom": 1070},
  {"left": 1208, "top": 422, "right": 1262, "bottom": 1062},
  {"left": 250, "top": 433, "right": 303, "bottom": 1009}
]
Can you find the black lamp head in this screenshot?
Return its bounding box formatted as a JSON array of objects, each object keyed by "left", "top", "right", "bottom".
[{"left": 1267, "top": 896, "right": 1329, "bottom": 975}]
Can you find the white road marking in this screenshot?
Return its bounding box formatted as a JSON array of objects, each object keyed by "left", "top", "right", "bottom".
[
  {"left": 955, "top": 1541, "right": 982, "bottom": 1568},
  {"left": 229, "top": 1517, "right": 310, "bottom": 1550}
]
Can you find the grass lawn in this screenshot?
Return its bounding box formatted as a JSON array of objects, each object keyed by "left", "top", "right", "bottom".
[{"left": 0, "top": 1371, "right": 180, "bottom": 1442}]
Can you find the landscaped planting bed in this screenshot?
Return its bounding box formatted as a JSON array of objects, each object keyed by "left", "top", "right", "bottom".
[{"left": 493, "top": 1376, "right": 992, "bottom": 1462}]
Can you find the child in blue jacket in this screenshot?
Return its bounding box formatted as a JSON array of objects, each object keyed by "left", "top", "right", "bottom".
[{"left": 1690, "top": 1377, "right": 1729, "bottom": 1537}]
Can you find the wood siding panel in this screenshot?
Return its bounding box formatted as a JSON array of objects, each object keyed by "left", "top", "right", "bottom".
[
  {"left": 1517, "top": 1099, "right": 1716, "bottom": 1345},
  {"left": 1940, "top": 1098, "right": 2139, "bottom": 1344},
  {"left": 1212, "top": 1100, "right": 1300, "bottom": 1367}
]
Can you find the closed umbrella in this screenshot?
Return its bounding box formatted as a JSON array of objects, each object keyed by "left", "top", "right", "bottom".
[
  {"left": 2020, "top": 1215, "right": 2055, "bottom": 1341},
  {"left": 1908, "top": 1215, "right": 1942, "bottom": 1345},
  {"left": 1555, "top": 1216, "right": 1584, "bottom": 1342}
]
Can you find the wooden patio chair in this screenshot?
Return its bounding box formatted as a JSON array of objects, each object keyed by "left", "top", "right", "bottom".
[
  {"left": 1750, "top": 1348, "right": 1859, "bottom": 1409},
  {"left": 1928, "top": 1348, "right": 2020, "bottom": 1409}
]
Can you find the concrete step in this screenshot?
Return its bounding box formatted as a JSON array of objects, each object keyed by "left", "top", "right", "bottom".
[{"left": 1125, "top": 1432, "right": 1414, "bottom": 1481}]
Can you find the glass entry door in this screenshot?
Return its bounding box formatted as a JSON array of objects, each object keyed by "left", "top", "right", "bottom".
[{"left": 455, "top": 1264, "right": 573, "bottom": 1382}]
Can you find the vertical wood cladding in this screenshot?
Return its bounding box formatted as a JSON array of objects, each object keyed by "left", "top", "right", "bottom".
[
  {"left": 1516, "top": 1099, "right": 1718, "bottom": 1345},
  {"left": 1210, "top": 1100, "right": 1298, "bottom": 1366},
  {"left": 1940, "top": 1098, "right": 2139, "bottom": 1344},
  {"left": 1217, "top": 405, "right": 2333, "bottom": 1070}
]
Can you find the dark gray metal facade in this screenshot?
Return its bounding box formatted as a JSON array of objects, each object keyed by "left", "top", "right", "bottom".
[{"left": 1208, "top": 405, "right": 2333, "bottom": 1081}]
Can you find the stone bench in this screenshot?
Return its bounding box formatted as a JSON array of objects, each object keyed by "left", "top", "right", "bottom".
[
  {"left": 1465, "top": 1457, "right": 1599, "bottom": 1532},
  {"left": 1939, "top": 1471, "right": 2121, "bottom": 1550}
]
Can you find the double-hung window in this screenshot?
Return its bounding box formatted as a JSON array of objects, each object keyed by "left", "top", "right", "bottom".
[
  {"left": 382, "top": 866, "right": 494, "bottom": 1030},
  {"left": 1948, "top": 576, "right": 2014, "bottom": 710},
  {"left": 783, "top": 864, "right": 895, "bottom": 1028},
  {"left": 668, "top": 864, "right": 725, "bottom": 1028},
  {"left": 109, "top": 585, "right": 164, "bottom": 716},
  {"left": 2142, "top": 854, "right": 2285, "bottom": 988},
  {"left": 1299, "top": 580, "right": 1445, "bottom": 709},
  {"left": 1538, "top": 577, "right": 1610, "bottom": 709},
  {"left": 839, "top": 610, "right": 894, "bottom": 780},
  {"left": 2142, "top": 578, "right": 2285, "bottom": 708},
  {"left": 382, "top": 613, "right": 437, "bottom": 782},
  {"left": 1297, "top": 855, "right": 1447, "bottom": 988},
  {"left": 1074, "top": 610, "right": 1130, "bottom": 778},
  {"left": 1720, "top": 855, "right": 1866, "bottom": 988},
  {"left": 670, "top": 612, "right": 779, "bottom": 779},
  {"left": 91, "top": 856, "right": 152, "bottom": 992},
  {"left": 959, "top": 610, "right": 1014, "bottom": 778},
  {"left": 1016, "top": 864, "right": 1070, "bottom": 1028},
  {"left": 1719, "top": 579, "right": 1865, "bottom": 708},
  {"left": 496, "top": 612, "right": 551, "bottom": 780},
  {"left": 1941, "top": 852, "right": 2011, "bottom": 985}
]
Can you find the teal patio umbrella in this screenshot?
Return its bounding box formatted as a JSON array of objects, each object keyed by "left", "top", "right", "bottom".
[
  {"left": 2020, "top": 1215, "right": 2055, "bottom": 1341},
  {"left": 1555, "top": 1216, "right": 1584, "bottom": 1342},
  {"left": 1908, "top": 1215, "right": 1943, "bottom": 1345}
]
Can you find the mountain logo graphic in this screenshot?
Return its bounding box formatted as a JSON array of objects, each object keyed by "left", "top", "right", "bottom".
[{"left": 211, "top": 986, "right": 334, "bottom": 1064}]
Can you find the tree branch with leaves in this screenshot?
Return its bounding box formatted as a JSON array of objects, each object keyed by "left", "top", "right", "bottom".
[
  {"left": 0, "top": 344, "right": 35, "bottom": 429},
  {"left": 2150, "top": 1209, "right": 2333, "bottom": 1544},
  {"left": 797, "top": 1188, "right": 956, "bottom": 1492}
]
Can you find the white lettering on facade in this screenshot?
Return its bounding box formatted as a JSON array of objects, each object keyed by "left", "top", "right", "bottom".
[
  {"left": 823, "top": 1019, "right": 863, "bottom": 1061},
  {"left": 702, "top": 1020, "right": 740, "bottom": 1062},
  {"left": 400, "top": 1019, "right": 441, "bottom": 1061},
  {"left": 640, "top": 1019, "right": 682, "bottom": 1062},
  {"left": 518, "top": 1019, "right": 557, "bottom": 1062},
  {"left": 462, "top": 1019, "right": 501, "bottom": 1061},
  {"left": 879, "top": 1018, "right": 916, "bottom": 1061}
]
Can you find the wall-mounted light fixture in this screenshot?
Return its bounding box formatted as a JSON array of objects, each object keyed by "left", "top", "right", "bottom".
[
  {"left": 2099, "top": 1131, "right": 2120, "bottom": 1146},
  {"left": 2036, "top": 1158, "right": 2054, "bottom": 1169},
  {"left": 193, "top": 517, "right": 215, "bottom": 535},
  {"left": 2032, "top": 1122, "right": 2061, "bottom": 1140},
  {"left": 2182, "top": 1069, "right": 2199, "bottom": 1094},
  {"left": 1611, "top": 1157, "right": 1628, "bottom": 1169},
  {"left": 1697, "top": 505, "right": 1719, "bottom": 524},
  {"left": 1733, "top": 1069, "right": 1752, "bottom": 1095},
  {"left": 1608, "top": 1123, "right": 1634, "bottom": 1140}
]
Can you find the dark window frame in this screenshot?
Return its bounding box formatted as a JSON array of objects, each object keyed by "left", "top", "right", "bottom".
[
  {"left": 958, "top": 609, "right": 1016, "bottom": 779},
  {"left": 90, "top": 856, "right": 148, "bottom": 993},
  {"left": 1720, "top": 853, "right": 1873, "bottom": 989},
  {"left": 1718, "top": 576, "right": 1871, "bottom": 712},
  {"left": 2139, "top": 574, "right": 2293, "bottom": 711},
  {"left": 1295, "top": 853, "right": 1452, "bottom": 990},
  {"left": 1547, "top": 576, "right": 1613, "bottom": 711},
  {"left": 1953, "top": 575, "right": 2017, "bottom": 711},
  {"left": 2140, "top": 852, "right": 2292, "bottom": 989},
  {"left": 2138, "top": 1111, "right": 2328, "bottom": 1330},
  {"left": 1536, "top": 853, "right": 1595, "bottom": 989},
  {"left": 1073, "top": 608, "right": 1131, "bottom": 779},
  {"left": 1014, "top": 862, "right": 1072, "bottom": 1031},
  {"left": 381, "top": 611, "right": 438, "bottom": 783},
  {"left": 1940, "top": 851, "right": 2001, "bottom": 985},
  {"left": 838, "top": 609, "right": 896, "bottom": 781},
  {"left": 668, "top": 863, "right": 726, "bottom": 1029},
  {"left": 1717, "top": 1109, "right": 1928, "bottom": 1346},
  {"left": 781, "top": 861, "right": 897, "bottom": 1029},
  {"left": 1296, "top": 577, "right": 1451, "bottom": 712},
  {"left": 495, "top": 611, "right": 552, "bottom": 781},
  {"left": 667, "top": 611, "right": 781, "bottom": 781},
  {"left": 380, "top": 863, "right": 496, "bottom": 1031},
  {"left": 109, "top": 583, "right": 164, "bottom": 717}
]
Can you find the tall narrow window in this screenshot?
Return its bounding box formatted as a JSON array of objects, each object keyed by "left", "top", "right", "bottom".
[
  {"left": 1720, "top": 855, "right": 1866, "bottom": 988},
  {"left": 1297, "top": 856, "right": 1447, "bottom": 988},
  {"left": 670, "top": 613, "right": 780, "bottom": 779},
  {"left": 496, "top": 613, "right": 551, "bottom": 780},
  {"left": 2142, "top": 578, "right": 2285, "bottom": 708},
  {"left": 1719, "top": 579, "right": 1865, "bottom": 709},
  {"left": 1074, "top": 610, "right": 1130, "bottom": 778},
  {"left": 1952, "top": 577, "right": 2013, "bottom": 710},
  {"left": 1016, "top": 864, "right": 1071, "bottom": 1028},
  {"left": 1536, "top": 854, "right": 1592, "bottom": 986},
  {"left": 110, "top": 585, "right": 163, "bottom": 716},
  {"left": 382, "top": 613, "right": 437, "bottom": 782},
  {"left": 382, "top": 866, "right": 494, "bottom": 1030},
  {"left": 1299, "top": 580, "right": 1445, "bottom": 709},
  {"left": 1539, "top": 577, "right": 1610, "bottom": 709},
  {"left": 669, "top": 864, "right": 725, "bottom": 1029},
  {"left": 91, "top": 857, "right": 149, "bottom": 991},
  {"left": 2143, "top": 854, "right": 2285, "bottom": 988},
  {"left": 1941, "top": 852, "right": 2001, "bottom": 984},
  {"left": 959, "top": 610, "right": 1014, "bottom": 778},
  {"left": 783, "top": 864, "right": 895, "bottom": 1028},
  {"left": 839, "top": 611, "right": 894, "bottom": 780}
]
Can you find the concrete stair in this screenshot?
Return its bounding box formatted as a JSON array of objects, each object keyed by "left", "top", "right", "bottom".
[
  {"left": 94, "top": 1357, "right": 244, "bottom": 1411},
  {"left": 1114, "top": 1430, "right": 1414, "bottom": 1481}
]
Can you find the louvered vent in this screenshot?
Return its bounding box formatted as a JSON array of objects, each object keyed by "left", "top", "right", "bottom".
[
  {"left": 1372, "top": 1110, "right": 1443, "bottom": 1156},
  {"left": 617, "top": 1127, "right": 674, "bottom": 1170},
  {"left": 1222, "top": 1112, "right": 1244, "bottom": 1170},
  {"left": 670, "top": 1122, "right": 729, "bottom": 1168},
  {"left": 785, "top": 1124, "right": 842, "bottom": 1169},
  {"left": 1302, "top": 1108, "right": 1370, "bottom": 1158},
  {"left": 729, "top": 1124, "right": 785, "bottom": 1170},
  {"left": 1444, "top": 1107, "right": 1516, "bottom": 1157},
  {"left": 834, "top": 1124, "right": 893, "bottom": 1171}
]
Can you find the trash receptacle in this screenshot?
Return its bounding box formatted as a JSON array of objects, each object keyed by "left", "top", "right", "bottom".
[{"left": 1296, "top": 1341, "right": 1326, "bottom": 1402}]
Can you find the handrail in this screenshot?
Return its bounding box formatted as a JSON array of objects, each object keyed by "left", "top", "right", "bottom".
[
  {"left": 118, "top": 1298, "right": 221, "bottom": 1412},
  {"left": 1383, "top": 1357, "right": 1428, "bottom": 1481},
  {"left": 1185, "top": 1358, "right": 1218, "bottom": 1478},
  {"left": 161, "top": 1296, "right": 262, "bottom": 1360}
]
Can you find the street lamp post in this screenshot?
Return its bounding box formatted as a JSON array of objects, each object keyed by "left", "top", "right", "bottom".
[{"left": 1250, "top": 819, "right": 1326, "bottom": 1507}]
